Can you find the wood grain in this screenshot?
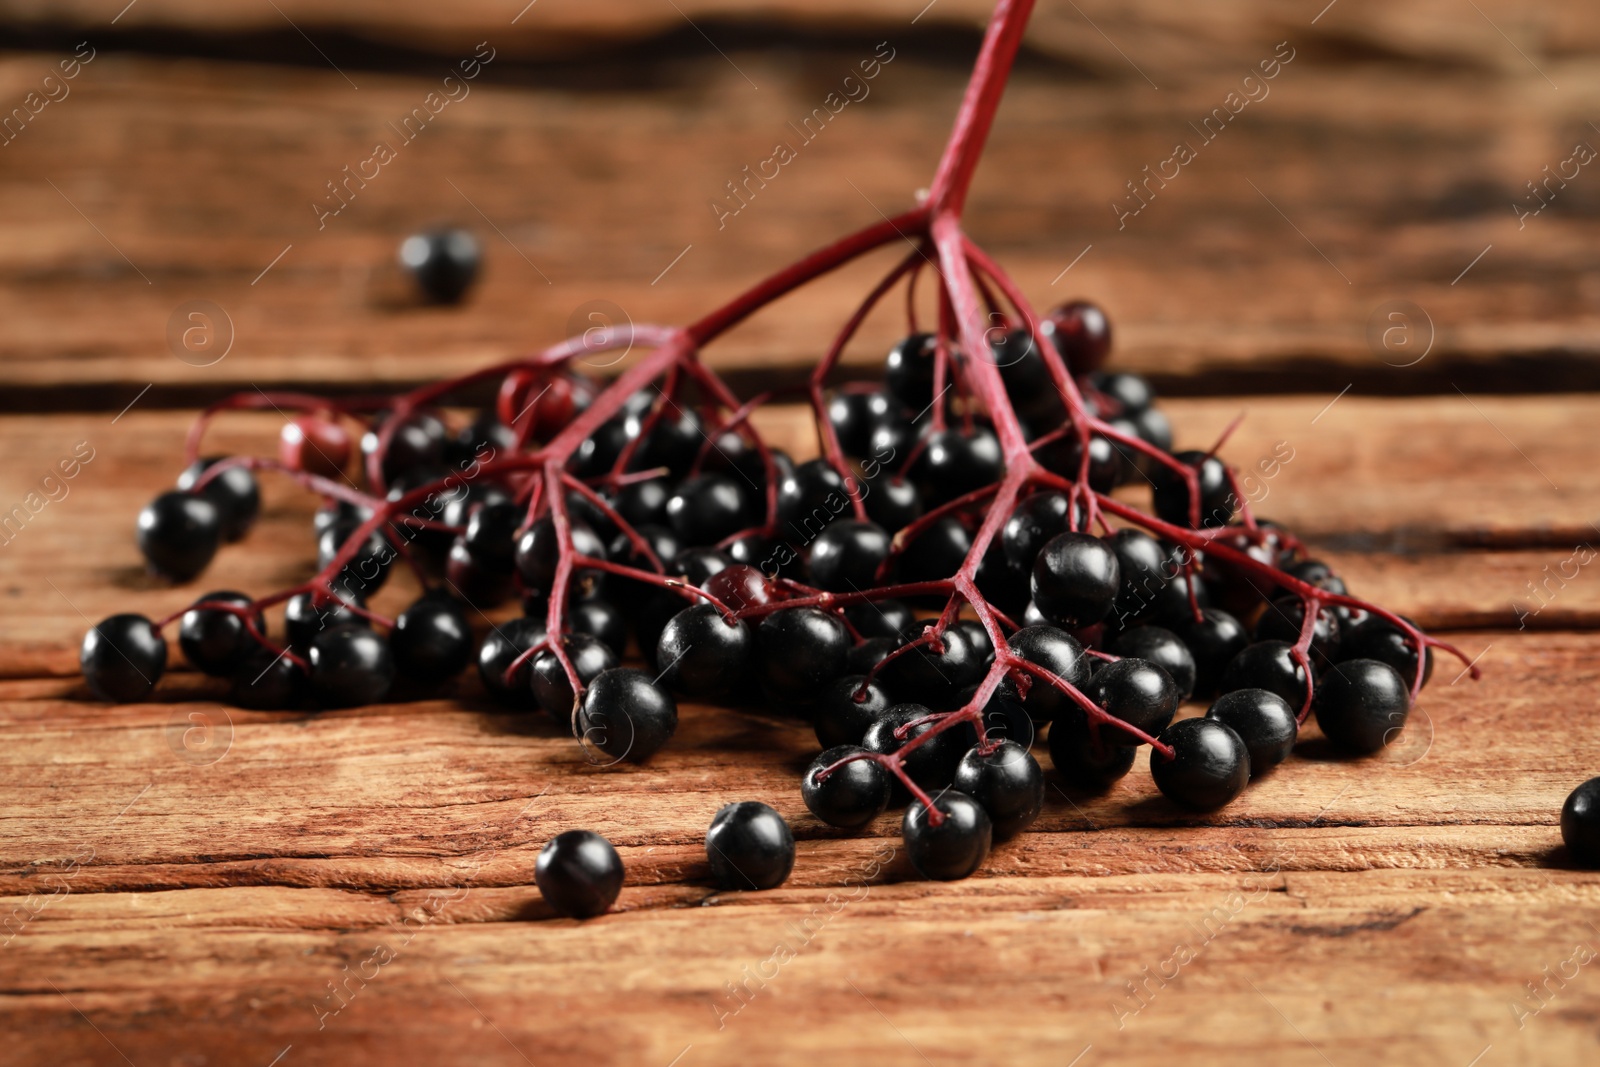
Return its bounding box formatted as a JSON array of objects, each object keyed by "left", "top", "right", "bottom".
[
  {"left": 0, "top": 396, "right": 1592, "bottom": 676},
  {"left": 1, "top": 1, "right": 1598, "bottom": 401}
]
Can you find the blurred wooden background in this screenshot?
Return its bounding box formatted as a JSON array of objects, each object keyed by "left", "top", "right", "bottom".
[
  {"left": 2, "top": 3, "right": 1599, "bottom": 1066},
  {"left": 0, "top": 0, "right": 1596, "bottom": 403}
]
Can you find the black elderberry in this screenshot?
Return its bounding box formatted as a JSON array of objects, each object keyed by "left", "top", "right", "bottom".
[
  {"left": 1220, "top": 640, "right": 1310, "bottom": 709},
  {"left": 137, "top": 491, "right": 222, "bottom": 582},
  {"left": 308, "top": 625, "right": 395, "bottom": 708},
  {"left": 814, "top": 676, "right": 896, "bottom": 749},
  {"left": 808, "top": 520, "right": 891, "bottom": 591},
  {"left": 1206, "top": 688, "right": 1298, "bottom": 773},
  {"left": 400, "top": 227, "right": 481, "bottom": 304},
  {"left": 1109, "top": 625, "right": 1196, "bottom": 702},
  {"left": 705, "top": 802, "right": 795, "bottom": 890},
  {"left": 177, "top": 458, "right": 260, "bottom": 542},
  {"left": 1080, "top": 658, "right": 1180, "bottom": 745},
  {"left": 81, "top": 614, "right": 167, "bottom": 702},
  {"left": 178, "top": 591, "right": 263, "bottom": 678},
  {"left": 802, "top": 746, "right": 891, "bottom": 829},
  {"left": 476, "top": 616, "right": 547, "bottom": 710},
  {"left": 953, "top": 741, "right": 1043, "bottom": 839},
  {"left": 1151, "top": 718, "right": 1250, "bottom": 811},
  {"left": 1561, "top": 778, "right": 1600, "bottom": 867},
  {"left": 655, "top": 603, "right": 749, "bottom": 701},
  {"left": 531, "top": 633, "right": 618, "bottom": 718},
  {"left": 576, "top": 668, "right": 678, "bottom": 763},
  {"left": 1031, "top": 532, "right": 1121, "bottom": 629},
  {"left": 1004, "top": 625, "right": 1088, "bottom": 721},
  {"left": 1151, "top": 450, "right": 1235, "bottom": 529},
  {"left": 1313, "top": 658, "right": 1410, "bottom": 755},
  {"left": 535, "top": 829, "right": 623, "bottom": 919},
  {"left": 903, "top": 791, "right": 992, "bottom": 881}
]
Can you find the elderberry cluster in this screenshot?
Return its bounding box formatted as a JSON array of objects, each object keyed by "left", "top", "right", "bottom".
[{"left": 80, "top": 295, "right": 1459, "bottom": 884}]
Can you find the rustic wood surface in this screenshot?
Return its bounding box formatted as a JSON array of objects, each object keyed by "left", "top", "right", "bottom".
[
  {"left": 0, "top": 0, "right": 1598, "bottom": 402},
  {"left": 2, "top": 2, "right": 1599, "bottom": 1065}
]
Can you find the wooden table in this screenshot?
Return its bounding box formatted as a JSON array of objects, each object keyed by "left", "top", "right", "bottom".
[{"left": 3, "top": 3, "right": 1598, "bottom": 1064}]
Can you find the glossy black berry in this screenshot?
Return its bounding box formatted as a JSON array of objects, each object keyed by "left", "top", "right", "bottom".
[
  {"left": 815, "top": 676, "right": 895, "bottom": 749},
  {"left": 1042, "top": 300, "right": 1112, "bottom": 374},
  {"left": 308, "top": 626, "right": 395, "bottom": 708},
  {"left": 1036, "top": 432, "right": 1123, "bottom": 493},
  {"left": 757, "top": 608, "right": 848, "bottom": 699},
  {"left": 81, "top": 614, "right": 167, "bottom": 702},
  {"left": 230, "top": 647, "right": 308, "bottom": 710},
  {"left": 1002, "top": 492, "right": 1071, "bottom": 570},
  {"left": 666, "top": 474, "right": 752, "bottom": 546},
  {"left": 1255, "top": 596, "right": 1341, "bottom": 670},
  {"left": 363, "top": 412, "right": 449, "bottom": 484},
  {"left": 1107, "top": 528, "right": 1171, "bottom": 627},
  {"left": 576, "top": 668, "right": 678, "bottom": 763},
  {"left": 667, "top": 547, "right": 732, "bottom": 588},
  {"left": 476, "top": 616, "right": 547, "bottom": 710},
  {"left": 843, "top": 598, "right": 915, "bottom": 640},
  {"left": 515, "top": 517, "right": 605, "bottom": 594},
  {"left": 808, "top": 520, "right": 891, "bottom": 591},
  {"left": 535, "top": 829, "right": 623, "bottom": 919},
  {"left": 1172, "top": 608, "right": 1251, "bottom": 698},
  {"left": 1341, "top": 614, "right": 1433, "bottom": 688},
  {"left": 178, "top": 591, "right": 262, "bottom": 677},
  {"left": 177, "top": 458, "right": 260, "bottom": 542},
  {"left": 624, "top": 399, "right": 703, "bottom": 478},
  {"left": 916, "top": 427, "right": 1004, "bottom": 507},
  {"left": 903, "top": 791, "right": 992, "bottom": 881},
  {"left": 569, "top": 597, "right": 629, "bottom": 660},
  {"left": 137, "top": 491, "right": 221, "bottom": 582},
  {"left": 1005, "top": 625, "right": 1088, "bottom": 721},
  {"left": 1561, "top": 778, "right": 1600, "bottom": 867},
  {"left": 953, "top": 741, "right": 1043, "bottom": 839},
  {"left": 847, "top": 636, "right": 898, "bottom": 675},
  {"left": 878, "top": 621, "right": 986, "bottom": 710},
  {"left": 284, "top": 590, "right": 367, "bottom": 651},
  {"left": 1032, "top": 532, "right": 1121, "bottom": 629},
  {"left": 1092, "top": 371, "right": 1154, "bottom": 414},
  {"left": 884, "top": 333, "right": 938, "bottom": 410},
  {"left": 1151, "top": 718, "right": 1250, "bottom": 810},
  {"left": 1313, "top": 658, "right": 1410, "bottom": 754},
  {"left": 531, "top": 633, "right": 618, "bottom": 718},
  {"left": 783, "top": 459, "right": 849, "bottom": 534},
  {"left": 863, "top": 474, "right": 923, "bottom": 533},
  {"left": 1220, "top": 640, "right": 1310, "bottom": 709},
  {"left": 897, "top": 515, "right": 972, "bottom": 583},
  {"left": 613, "top": 477, "right": 672, "bottom": 529},
  {"left": 1081, "top": 658, "right": 1180, "bottom": 745},
  {"left": 400, "top": 227, "right": 481, "bottom": 304},
  {"left": 1206, "top": 688, "right": 1298, "bottom": 773},
  {"left": 862, "top": 705, "right": 968, "bottom": 791},
  {"left": 1151, "top": 450, "right": 1236, "bottom": 529},
  {"left": 802, "top": 746, "right": 891, "bottom": 829},
  {"left": 1109, "top": 626, "right": 1197, "bottom": 702},
  {"left": 463, "top": 499, "right": 520, "bottom": 574},
  {"left": 317, "top": 524, "right": 393, "bottom": 598},
  {"left": 828, "top": 389, "right": 912, "bottom": 459},
  {"left": 656, "top": 603, "right": 749, "bottom": 701},
  {"left": 705, "top": 801, "right": 795, "bottom": 890},
  {"left": 1047, "top": 718, "right": 1137, "bottom": 791}
]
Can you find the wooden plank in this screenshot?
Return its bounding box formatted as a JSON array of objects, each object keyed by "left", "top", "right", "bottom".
[
  {"left": 1, "top": 16, "right": 1598, "bottom": 400},
  {"left": 0, "top": 622, "right": 1596, "bottom": 1066},
  {"left": 0, "top": 397, "right": 1593, "bottom": 676}
]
